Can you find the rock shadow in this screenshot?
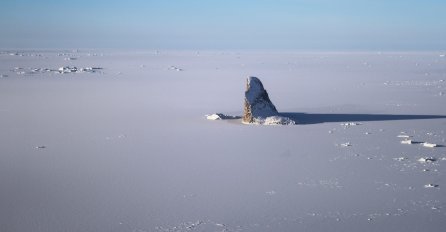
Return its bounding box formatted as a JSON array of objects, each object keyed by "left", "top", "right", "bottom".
[{"left": 279, "top": 112, "right": 446, "bottom": 125}]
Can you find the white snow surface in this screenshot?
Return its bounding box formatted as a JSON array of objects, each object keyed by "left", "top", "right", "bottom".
[{"left": 1, "top": 50, "right": 446, "bottom": 232}]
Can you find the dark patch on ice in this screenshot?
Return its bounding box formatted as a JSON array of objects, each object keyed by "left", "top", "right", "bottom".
[{"left": 279, "top": 113, "right": 446, "bottom": 125}]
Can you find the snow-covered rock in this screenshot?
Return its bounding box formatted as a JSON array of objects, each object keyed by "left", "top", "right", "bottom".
[
  {"left": 243, "top": 76, "right": 282, "bottom": 123},
  {"left": 206, "top": 76, "right": 295, "bottom": 125},
  {"left": 241, "top": 76, "right": 296, "bottom": 125}
]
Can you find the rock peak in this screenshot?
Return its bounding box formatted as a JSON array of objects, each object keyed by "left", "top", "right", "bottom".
[{"left": 243, "top": 76, "right": 278, "bottom": 123}]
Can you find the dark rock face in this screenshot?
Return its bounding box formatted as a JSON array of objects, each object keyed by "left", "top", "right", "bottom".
[{"left": 243, "top": 76, "right": 278, "bottom": 123}]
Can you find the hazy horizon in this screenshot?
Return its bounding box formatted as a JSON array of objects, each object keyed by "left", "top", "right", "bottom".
[{"left": 1, "top": 0, "right": 446, "bottom": 50}]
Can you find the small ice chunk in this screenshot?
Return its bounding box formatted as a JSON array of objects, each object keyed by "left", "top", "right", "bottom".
[
  {"left": 440, "top": 54, "right": 445, "bottom": 57},
  {"left": 35, "top": 146, "right": 46, "bottom": 149},
  {"left": 397, "top": 134, "right": 411, "bottom": 138},
  {"left": 394, "top": 157, "right": 407, "bottom": 161},
  {"left": 341, "top": 142, "right": 352, "bottom": 147},
  {"left": 58, "top": 66, "right": 78, "bottom": 73},
  {"left": 417, "top": 157, "right": 436, "bottom": 163},
  {"left": 422, "top": 142, "right": 437, "bottom": 148},
  {"left": 0, "top": 74, "right": 8, "bottom": 78},
  {"left": 169, "top": 66, "right": 183, "bottom": 71},
  {"left": 82, "top": 67, "right": 103, "bottom": 73},
  {"left": 205, "top": 113, "right": 238, "bottom": 120},
  {"left": 340, "top": 122, "right": 361, "bottom": 127},
  {"left": 401, "top": 140, "right": 412, "bottom": 144},
  {"left": 206, "top": 113, "right": 224, "bottom": 120},
  {"left": 424, "top": 184, "right": 439, "bottom": 188}
]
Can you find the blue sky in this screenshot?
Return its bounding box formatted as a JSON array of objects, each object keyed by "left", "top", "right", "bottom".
[{"left": 1, "top": 0, "right": 445, "bottom": 50}]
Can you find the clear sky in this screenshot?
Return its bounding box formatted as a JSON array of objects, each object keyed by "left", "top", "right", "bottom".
[{"left": 1, "top": 0, "right": 445, "bottom": 50}]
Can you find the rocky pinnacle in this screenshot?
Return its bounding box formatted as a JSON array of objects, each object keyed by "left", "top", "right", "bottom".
[{"left": 243, "top": 76, "right": 278, "bottom": 123}]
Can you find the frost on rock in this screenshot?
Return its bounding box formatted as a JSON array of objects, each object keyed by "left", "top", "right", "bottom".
[
  {"left": 252, "top": 116, "right": 296, "bottom": 125},
  {"left": 242, "top": 76, "right": 295, "bottom": 125}
]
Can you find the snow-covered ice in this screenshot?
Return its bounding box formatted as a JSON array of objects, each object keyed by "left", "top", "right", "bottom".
[{"left": 1, "top": 50, "right": 446, "bottom": 232}]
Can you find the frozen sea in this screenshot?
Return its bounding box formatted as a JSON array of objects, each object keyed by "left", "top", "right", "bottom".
[{"left": 1, "top": 50, "right": 446, "bottom": 232}]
